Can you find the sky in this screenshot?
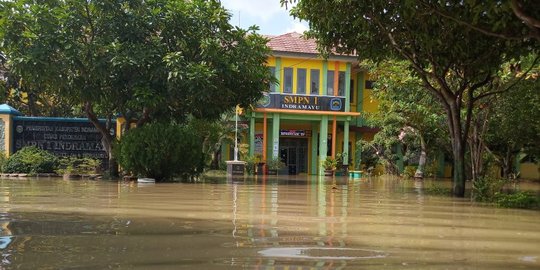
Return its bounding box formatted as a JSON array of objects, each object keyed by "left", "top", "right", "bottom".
[{"left": 220, "top": 0, "right": 309, "bottom": 35}]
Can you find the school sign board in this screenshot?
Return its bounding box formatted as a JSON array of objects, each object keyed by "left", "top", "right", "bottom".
[{"left": 12, "top": 116, "right": 115, "bottom": 166}]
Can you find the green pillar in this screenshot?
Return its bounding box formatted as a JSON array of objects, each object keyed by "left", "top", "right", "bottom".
[
  {"left": 311, "top": 122, "right": 319, "bottom": 175},
  {"left": 271, "top": 113, "right": 280, "bottom": 160},
  {"left": 345, "top": 63, "right": 351, "bottom": 112},
  {"left": 322, "top": 60, "right": 328, "bottom": 95},
  {"left": 356, "top": 72, "right": 364, "bottom": 126},
  {"left": 275, "top": 57, "right": 282, "bottom": 93},
  {"left": 343, "top": 120, "right": 350, "bottom": 166},
  {"left": 396, "top": 143, "right": 404, "bottom": 175},
  {"left": 319, "top": 115, "right": 329, "bottom": 175},
  {"left": 249, "top": 115, "right": 255, "bottom": 156},
  {"left": 355, "top": 132, "right": 362, "bottom": 170}
]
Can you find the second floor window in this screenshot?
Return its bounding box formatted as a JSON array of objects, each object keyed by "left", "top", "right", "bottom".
[
  {"left": 338, "top": 71, "right": 346, "bottom": 96},
  {"left": 297, "top": 68, "right": 306, "bottom": 94},
  {"left": 284, "top": 67, "right": 293, "bottom": 93},
  {"left": 310, "top": 69, "right": 320, "bottom": 95},
  {"left": 327, "top": 70, "right": 334, "bottom": 95},
  {"left": 269, "top": 66, "right": 276, "bottom": 92}
]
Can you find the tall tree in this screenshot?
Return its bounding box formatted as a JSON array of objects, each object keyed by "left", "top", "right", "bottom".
[
  {"left": 484, "top": 67, "right": 540, "bottom": 178},
  {"left": 284, "top": 0, "right": 537, "bottom": 197},
  {"left": 1, "top": 0, "right": 271, "bottom": 175}
]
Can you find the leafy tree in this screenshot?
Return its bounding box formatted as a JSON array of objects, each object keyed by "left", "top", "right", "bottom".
[
  {"left": 366, "top": 60, "right": 448, "bottom": 178},
  {"left": 0, "top": 0, "right": 271, "bottom": 175},
  {"left": 484, "top": 69, "right": 540, "bottom": 178},
  {"left": 423, "top": 1, "right": 540, "bottom": 42},
  {"left": 284, "top": 0, "right": 537, "bottom": 197}
]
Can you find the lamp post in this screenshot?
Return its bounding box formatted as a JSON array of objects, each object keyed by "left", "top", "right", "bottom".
[{"left": 226, "top": 105, "right": 245, "bottom": 177}]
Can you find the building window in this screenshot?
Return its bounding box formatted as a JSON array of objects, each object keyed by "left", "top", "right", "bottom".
[
  {"left": 338, "top": 71, "right": 346, "bottom": 96},
  {"left": 310, "top": 69, "right": 320, "bottom": 95},
  {"left": 269, "top": 66, "right": 276, "bottom": 92},
  {"left": 327, "top": 70, "right": 334, "bottom": 95},
  {"left": 284, "top": 67, "right": 293, "bottom": 93},
  {"left": 297, "top": 68, "right": 306, "bottom": 94}
]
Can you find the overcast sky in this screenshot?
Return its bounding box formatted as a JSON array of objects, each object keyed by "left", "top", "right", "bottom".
[{"left": 221, "top": 0, "right": 309, "bottom": 35}]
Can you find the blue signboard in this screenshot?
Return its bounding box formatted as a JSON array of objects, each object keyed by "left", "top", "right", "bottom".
[{"left": 257, "top": 93, "right": 346, "bottom": 112}]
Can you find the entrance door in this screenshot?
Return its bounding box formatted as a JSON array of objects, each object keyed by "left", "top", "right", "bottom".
[{"left": 279, "top": 138, "right": 308, "bottom": 175}]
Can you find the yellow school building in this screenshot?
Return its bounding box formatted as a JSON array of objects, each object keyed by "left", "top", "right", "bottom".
[{"left": 235, "top": 32, "right": 379, "bottom": 175}]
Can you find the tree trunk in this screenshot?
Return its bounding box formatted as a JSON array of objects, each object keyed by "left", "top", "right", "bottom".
[
  {"left": 414, "top": 134, "right": 427, "bottom": 178},
  {"left": 84, "top": 101, "right": 119, "bottom": 178},
  {"left": 446, "top": 101, "right": 466, "bottom": 197},
  {"left": 501, "top": 148, "right": 512, "bottom": 179},
  {"left": 452, "top": 138, "right": 466, "bottom": 197}
]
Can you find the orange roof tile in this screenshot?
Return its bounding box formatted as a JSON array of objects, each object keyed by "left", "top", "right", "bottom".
[
  {"left": 267, "top": 32, "right": 356, "bottom": 60},
  {"left": 267, "top": 32, "right": 319, "bottom": 55}
]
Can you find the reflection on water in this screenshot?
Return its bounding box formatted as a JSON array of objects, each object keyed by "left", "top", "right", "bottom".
[{"left": 0, "top": 176, "right": 539, "bottom": 269}]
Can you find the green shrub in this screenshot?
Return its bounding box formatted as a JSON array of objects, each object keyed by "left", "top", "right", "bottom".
[
  {"left": 403, "top": 165, "right": 417, "bottom": 178},
  {"left": 116, "top": 122, "right": 204, "bottom": 181},
  {"left": 494, "top": 191, "right": 539, "bottom": 209},
  {"left": 244, "top": 155, "right": 261, "bottom": 175},
  {"left": 56, "top": 157, "right": 101, "bottom": 175},
  {"left": 472, "top": 177, "right": 507, "bottom": 202},
  {"left": 3, "top": 146, "right": 58, "bottom": 174}
]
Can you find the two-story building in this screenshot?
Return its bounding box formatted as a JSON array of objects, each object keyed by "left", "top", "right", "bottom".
[{"left": 238, "top": 32, "right": 378, "bottom": 176}]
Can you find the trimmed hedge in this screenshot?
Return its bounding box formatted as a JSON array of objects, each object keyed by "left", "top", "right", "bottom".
[{"left": 116, "top": 122, "right": 204, "bottom": 181}]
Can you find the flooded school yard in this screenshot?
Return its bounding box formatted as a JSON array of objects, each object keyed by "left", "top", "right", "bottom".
[{"left": 0, "top": 176, "right": 539, "bottom": 269}]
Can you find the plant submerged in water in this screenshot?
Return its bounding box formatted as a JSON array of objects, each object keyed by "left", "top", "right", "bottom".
[
  {"left": 472, "top": 176, "right": 539, "bottom": 209},
  {"left": 321, "top": 156, "right": 337, "bottom": 171}
]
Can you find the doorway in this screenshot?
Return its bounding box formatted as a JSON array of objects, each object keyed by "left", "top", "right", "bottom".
[{"left": 279, "top": 138, "right": 308, "bottom": 175}]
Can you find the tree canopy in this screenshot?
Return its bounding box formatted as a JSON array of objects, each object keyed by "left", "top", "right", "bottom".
[
  {"left": 1, "top": 0, "right": 272, "bottom": 174},
  {"left": 285, "top": 0, "right": 538, "bottom": 196}
]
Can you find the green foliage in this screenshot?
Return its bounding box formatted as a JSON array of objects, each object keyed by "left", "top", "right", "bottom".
[
  {"left": 0, "top": 152, "right": 7, "bottom": 173},
  {"left": 1, "top": 0, "right": 272, "bottom": 122},
  {"left": 321, "top": 156, "right": 337, "bottom": 171},
  {"left": 3, "top": 146, "right": 58, "bottom": 174},
  {"left": 484, "top": 65, "right": 540, "bottom": 177},
  {"left": 244, "top": 155, "right": 261, "bottom": 175},
  {"left": 494, "top": 191, "right": 539, "bottom": 209},
  {"left": 1, "top": 0, "right": 272, "bottom": 175},
  {"left": 267, "top": 157, "right": 285, "bottom": 170},
  {"left": 116, "top": 122, "right": 204, "bottom": 181},
  {"left": 470, "top": 176, "right": 539, "bottom": 209},
  {"left": 403, "top": 166, "right": 417, "bottom": 178},
  {"left": 285, "top": 0, "right": 535, "bottom": 197},
  {"left": 425, "top": 182, "right": 452, "bottom": 196},
  {"left": 56, "top": 157, "right": 101, "bottom": 175},
  {"left": 472, "top": 177, "right": 508, "bottom": 202}
]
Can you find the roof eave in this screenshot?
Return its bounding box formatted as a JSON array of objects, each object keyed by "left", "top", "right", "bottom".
[{"left": 270, "top": 51, "right": 358, "bottom": 63}]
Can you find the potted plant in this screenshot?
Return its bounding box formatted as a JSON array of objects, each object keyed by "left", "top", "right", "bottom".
[
  {"left": 321, "top": 156, "right": 337, "bottom": 176},
  {"left": 335, "top": 153, "right": 348, "bottom": 176},
  {"left": 266, "top": 157, "right": 285, "bottom": 175}
]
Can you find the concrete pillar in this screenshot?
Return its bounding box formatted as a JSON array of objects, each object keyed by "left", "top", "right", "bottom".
[
  {"left": 311, "top": 122, "right": 319, "bottom": 175},
  {"left": 318, "top": 115, "right": 329, "bottom": 175},
  {"left": 0, "top": 104, "right": 23, "bottom": 156},
  {"left": 343, "top": 120, "right": 350, "bottom": 166},
  {"left": 271, "top": 113, "right": 280, "bottom": 160},
  {"left": 248, "top": 116, "right": 255, "bottom": 157}
]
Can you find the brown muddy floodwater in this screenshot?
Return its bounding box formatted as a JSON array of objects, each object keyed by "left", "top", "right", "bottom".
[{"left": 0, "top": 176, "right": 539, "bottom": 269}]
